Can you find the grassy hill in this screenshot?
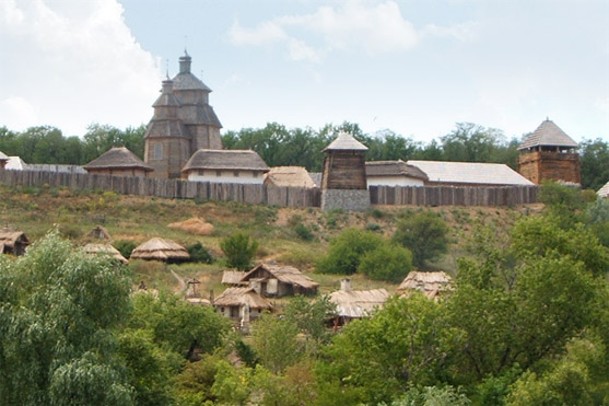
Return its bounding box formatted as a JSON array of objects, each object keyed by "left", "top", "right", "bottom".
[{"left": 0, "top": 184, "right": 539, "bottom": 297}]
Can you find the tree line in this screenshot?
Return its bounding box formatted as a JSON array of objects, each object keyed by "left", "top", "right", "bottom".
[{"left": 1, "top": 122, "right": 608, "bottom": 190}]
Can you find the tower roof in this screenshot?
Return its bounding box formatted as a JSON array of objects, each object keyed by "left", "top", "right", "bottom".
[
  {"left": 84, "top": 147, "right": 153, "bottom": 171},
  {"left": 172, "top": 52, "right": 212, "bottom": 92},
  {"left": 323, "top": 131, "right": 368, "bottom": 152},
  {"left": 518, "top": 119, "right": 578, "bottom": 150},
  {"left": 152, "top": 79, "right": 181, "bottom": 108}
]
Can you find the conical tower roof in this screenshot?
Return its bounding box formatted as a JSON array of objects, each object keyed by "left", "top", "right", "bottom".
[
  {"left": 518, "top": 119, "right": 578, "bottom": 150},
  {"left": 323, "top": 131, "right": 368, "bottom": 152},
  {"left": 152, "top": 79, "right": 181, "bottom": 108}
]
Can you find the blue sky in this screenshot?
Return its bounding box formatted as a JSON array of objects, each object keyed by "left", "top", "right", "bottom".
[{"left": 1, "top": 0, "right": 608, "bottom": 143}]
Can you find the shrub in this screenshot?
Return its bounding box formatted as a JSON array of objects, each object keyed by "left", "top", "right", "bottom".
[
  {"left": 293, "top": 223, "right": 314, "bottom": 241},
  {"left": 316, "top": 228, "right": 383, "bottom": 275},
  {"left": 393, "top": 211, "right": 448, "bottom": 268},
  {"left": 187, "top": 242, "right": 214, "bottom": 264},
  {"left": 358, "top": 244, "right": 413, "bottom": 283},
  {"left": 220, "top": 233, "right": 258, "bottom": 270},
  {"left": 114, "top": 240, "right": 137, "bottom": 259}
]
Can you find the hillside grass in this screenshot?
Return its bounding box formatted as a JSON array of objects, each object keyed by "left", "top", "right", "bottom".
[{"left": 0, "top": 184, "right": 536, "bottom": 296}]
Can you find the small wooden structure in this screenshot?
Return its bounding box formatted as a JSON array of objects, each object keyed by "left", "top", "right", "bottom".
[
  {"left": 0, "top": 230, "right": 29, "bottom": 256},
  {"left": 328, "top": 279, "right": 389, "bottom": 326},
  {"left": 518, "top": 119, "right": 580, "bottom": 185},
  {"left": 366, "top": 160, "right": 428, "bottom": 187},
  {"left": 86, "top": 225, "right": 111, "bottom": 240},
  {"left": 264, "top": 166, "right": 316, "bottom": 188},
  {"left": 181, "top": 149, "right": 269, "bottom": 184},
  {"left": 0, "top": 151, "right": 8, "bottom": 169},
  {"left": 398, "top": 271, "right": 452, "bottom": 300},
  {"left": 320, "top": 131, "right": 370, "bottom": 211},
  {"left": 221, "top": 270, "right": 248, "bottom": 286},
  {"left": 130, "top": 238, "right": 190, "bottom": 262},
  {"left": 213, "top": 286, "right": 272, "bottom": 323},
  {"left": 240, "top": 263, "right": 319, "bottom": 297},
  {"left": 84, "top": 147, "right": 153, "bottom": 177},
  {"left": 83, "top": 243, "right": 128, "bottom": 264}
]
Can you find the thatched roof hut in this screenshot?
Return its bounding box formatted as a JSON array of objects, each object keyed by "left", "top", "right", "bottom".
[
  {"left": 241, "top": 263, "right": 319, "bottom": 297},
  {"left": 598, "top": 181, "right": 609, "bottom": 198},
  {"left": 213, "top": 286, "right": 272, "bottom": 324},
  {"left": 222, "top": 270, "right": 247, "bottom": 286},
  {"left": 84, "top": 146, "right": 153, "bottom": 177},
  {"left": 86, "top": 225, "right": 111, "bottom": 240},
  {"left": 398, "top": 271, "right": 452, "bottom": 300},
  {"left": 328, "top": 279, "right": 389, "bottom": 324},
  {"left": 264, "top": 166, "right": 316, "bottom": 188},
  {"left": 130, "top": 238, "right": 190, "bottom": 262},
  {"left": 83, "top": 243, "right": 128, "bottom": 264},
  {"left": 0, "top": 230, "right": 29, "bottom": 256}
]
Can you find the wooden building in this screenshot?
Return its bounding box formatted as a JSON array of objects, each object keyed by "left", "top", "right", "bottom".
[
  {"left": 398, "top": 271, "right": 452, "bottom": 301},
  {"left": 181, "top": 149, "right": 269, "bottom": 184},
  {"left": 366, "top": 160, "right": 428, "bottom": 187},
  {"left": 213, "top": 286, "right": 272, "bottom": 323},
  {"left": 518, "top": 119, "right": 580, "bottom": 185},
  {"left": 144, "top": 52, "right": 223, "bottom": 179},
  {"left": 328, "top": 279, "right": 389, "bottom": 326},
  {"left": 0, "top": 151, "right": 8, "bottom": 169},
  {"left": 130, "top": 238, "right": 190, "bottom": 262},
  {"left": 84, "top": 147, "right": 153, "bottom": 177},
  {"left": 320, "top": 131, "right": 370, "bottom": 211},
  {"left": 264, "top": 166, "right": 316, "bottom": 188},
  {"left": 0, "top": 230, "right": 29, "bottom": 256},
  {"left": 240, "top": 263, "right": 319, "bottom": 297}
]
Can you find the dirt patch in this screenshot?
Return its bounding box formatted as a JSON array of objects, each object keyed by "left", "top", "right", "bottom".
[{"left": 168, "top": 217, "right": 215, "bottom": 235}]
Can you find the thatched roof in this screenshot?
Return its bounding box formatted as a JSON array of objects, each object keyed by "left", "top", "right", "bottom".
[
  {"left": 598, "top": 181, "right": 609, "bottom": 198},
  {"left": 0, "top": 230, "right": 29, "bottom": 249},
  {"left": 222, "top": 270, "right": 248, "bottom": 286},
  {"left": 182, "top": 149, "right": 269, "bottom": 173},
  {"left": 87, "top": 225, "right": 111, "bottom": 240},
  {"left": 518, "top": 119, "right": 578, "bottom": 150},
  {"left": 130, "top": 238, "right": 190, "bottom": 261},
  {"left": 242, "top": 264, "right": 319, "bottom": 290},
  {"left": 83, "top": 243, "right": 128, "bottom": 264},
  {"left": 398, "top": 271, "right": 452, "bottom": 300},
  {"left": 0, "top": 151, "right": 8, "bottom": 161},
  {"left": 323, "top": 131, "right": 368, "bottom": 152},
  {"left": 329, "top": 287, "right": 390, "bottom": 319},
  {"left": 264, "top": 166, "right": 316, "bottom": 188},
  {"left": 84, "top": 147, "right": 153, "bottom": 171},
  {"left": 213, "top": 287, "right": 272, "bottom": 309},
  {"left": 366, "top": 160, "right": 429, "bottom": 180},
  {"left": 408, "top": 160, "right": 534, "bottom": 186},
  {"left": 168, "top": 218, "right": 214, "bottom": 235}
]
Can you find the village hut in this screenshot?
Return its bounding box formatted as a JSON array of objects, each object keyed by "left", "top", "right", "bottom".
[
  {"left": 365, "top": 160, "right": 428, "bottom": 187},
  {"left": 83, "top": 243, "right": 128, "bottom": 264},
  {"left": 130, "top": 238, "right": 190, "bottom": 262},
  {"left": 398, "top": 271, "right": 452, "bottom": 300},
  {"left": 83, "top": 146, "right": 153, "bottom": 177},
  {"left": 264, "top": 166, "right": 317, "bottom": 188},
  {"left": 328, "top": 279, "right": 390, "bottom": 327},
  {"left": 221, "top": 270, "right": 248, "bottom": 286},
  {"left": 240, "top": 263, "right": 319, "bottom": 297},
  {"left": 0, "top": 230, "right": 29, "bottom": 256},
  {"left": 181, "top": 149, "right": 269, "bottom": 184},
  {"left": 86, "top": 225, "right": 111, "bottom": 240},
  {"left": 213, "top": 286, "right": 272, "bottom": 323},
  {"left": 598, "top": 181, "right": 609, "bottom": 199},
  {"left": 0, "top": 151, "right": 8, "bottom": 169}
]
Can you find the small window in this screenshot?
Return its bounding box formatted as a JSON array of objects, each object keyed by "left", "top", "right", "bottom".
[
  {"left": 216, "top": 170, "right": 222, "bottom": 177},
  {"left": 253, "top": 172, "right": 259, "bottom": 178},
  {"left": 152, "top": 143, "right": 163, "bottom": 160},
  {"left": 233, "top": 171, "right": 240, "bottom": 177}
]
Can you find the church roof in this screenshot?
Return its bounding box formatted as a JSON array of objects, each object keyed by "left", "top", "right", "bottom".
[
  {"left": 84, "top": 147, "right": 153, "bottom": 171},
  {"left": 144, "top": 120, "right": 189, "bottom": 139},
  {"left": 172, "top": 53, "right": 212, "bottom": 92},
  {"left": 190, "top": 105, "right": 223, "bottom": 128},
  {"left": 518, "top": 119, "right": 578, "bottom": 150},
  {"left": 182, "top": 149, "right": 270, "bottom": 172},
  {"left": 323, "top": 132, "right": 368, "bottom": 152},
  {"left": 152, "top": 80, "right": 181, "bottom": 108}
]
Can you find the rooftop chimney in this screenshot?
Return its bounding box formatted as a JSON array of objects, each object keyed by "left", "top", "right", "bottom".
[{"left": 340, "top": 278, "right": 352, "bottom": 292}]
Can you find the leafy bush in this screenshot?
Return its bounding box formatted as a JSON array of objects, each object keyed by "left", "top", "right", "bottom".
[
  {"left": 316, "top": 228, "right": 384, "bottom": 275},
  {"left": 187, "top": 242, "right": 214, "bottom": 264},
  {"left": 293, "top": 223, "right": 314, "bottom": 241},
  {"left": 114, "top": 240, "right": 137, "bottom": 259},
  {"left": 220, "top": 233, "right": 259, "bottom": 270},
  {"left": 393, "top": 211, "right": 448, "bottom": 268},
  {"left": 358, "top": 244, "right": 413, "bottom": 283}
]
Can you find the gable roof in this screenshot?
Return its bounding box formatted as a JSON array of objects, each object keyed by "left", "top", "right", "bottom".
[
  {"left": 130, "top": 238, "right": 190, "bottom": 261},
  {"left": 329, "top": 288, "right": 390, "bottom": 318},
  {"left": 241, "top": 264, "right": 319, "bottom": 290},
  {"left": 213, "top": 287, "right": 272, "bottom": 309},
  {"left": 398, "top": 271, "right": 452, "bottom": 300},
  {"left": 84, "top": 147, "right": 153, "bottom": 171},
  {"left": 264, "top": 166, "right": 316, "bottom": 188},
  {"left": 365, "top": 160, "right": 429, "bottom": 180},
  {"left": 182, "top": 149, "right": 269, "bottom": 173},
  {"left": 407, "top": 160, "right": 534, "bottom": 186},
  {"left": 222, "top": 270, "right": 248, "bottom": 286},
  {"left": 0, "top": 230, "right": 29, "bottom": 248},
  {"left": 598, "top": 181, "right": 609, "bottom": 198},
  {"left": 0, "top": 151, "right": 8, "bottom": 161},
  {"left": 83, "top": 243, "right": 128, "bottom": 264},
  {"left": 518, "top": 119, "right": 578, "bottom": 150},
  {"left": 323, "top": 132, "right": 368, "bottom": 152},
  {"left": 5, "top": 156, "right": 27, "bottom": 170}
]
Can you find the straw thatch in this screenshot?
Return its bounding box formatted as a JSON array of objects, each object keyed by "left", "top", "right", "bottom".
[
  {"left": 241, "top": 263, "right": 319, "bottom": 296},
  {"left": 130, "top": 238, "right": 190, "bottom": 262},
  {"left": 168, "top": 217, "right": 214, "bottom": 235},
  {"left": 264, "top": 166, "right": 316, "bottom": 188},
  {"left": 0, "top": 230, "right": 29, "bottom": 256},
  {"left": 87, "top": 225, "right": 111, "bottom": 240},
  {"left": 222, "top": 270, "right": 247, "bottom": 286},
  {"left": 398, "top": 271, "right": 452, "bottom": 300},
  {"left": 213, "top": 287, "right": 272, "bottom": 310},
  {"left": 83, "top": 243, "right": 128, "bottom": 264},
  {"left": 598, "top": 181, "right": 609, "bottom": 198},
  {"left": 329, "top": 281, "right": 390, "bottom": 319}
]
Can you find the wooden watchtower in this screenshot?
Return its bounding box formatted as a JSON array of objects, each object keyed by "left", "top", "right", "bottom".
[
  {"left": 320, "top": 132, "right": 370, "bottom": 211},
  {"left": 518, "top": 119, "right": 580, "bottom": 185}
]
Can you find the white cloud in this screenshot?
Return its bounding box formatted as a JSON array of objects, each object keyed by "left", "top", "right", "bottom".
[
  {"left": 422, "top": 21, "right": 480, "bottom": 42},
  {"left": 0, "top": 0, "right": 161, "bottom": 135},
  {"left": 228, "top": 1, "right": 418, "bottom": 62},
  {"left": 0, "top": 97, "right": 38, "bottom": 130}
]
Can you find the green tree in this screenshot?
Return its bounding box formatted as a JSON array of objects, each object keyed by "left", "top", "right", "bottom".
[
  {"left": 358, "top": 243, "right": 413, "bottom": 283},
  {"left": 316, "top": 228, "right": 384, "bottom": 275},
  {"left": 393, "top": 211, "right": 448, "bottom": 268},
  {"left": 283, "top": 295, "right": 334, "bottom": 346},
  {"left": 220, "top": 233, "right": 259, "bottom": 270},
  {"left": 251, "top": 313, "right": 304, "bottom": 374},
  {"left": 579, "top": 138, "right": 609, "bottom": 190}
]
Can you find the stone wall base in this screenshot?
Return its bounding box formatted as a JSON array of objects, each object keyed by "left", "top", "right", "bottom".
[{"left": 321, "top": 189, "right": 370, "bottom": 211}]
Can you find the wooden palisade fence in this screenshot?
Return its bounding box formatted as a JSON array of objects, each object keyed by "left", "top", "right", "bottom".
[{"left": 0, "top": 170, "right": 538, "bottom": 208}]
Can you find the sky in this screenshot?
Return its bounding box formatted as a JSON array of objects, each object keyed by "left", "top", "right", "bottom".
[{"left": 1, "top": 0, "right": 608, "bottom": 144}]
